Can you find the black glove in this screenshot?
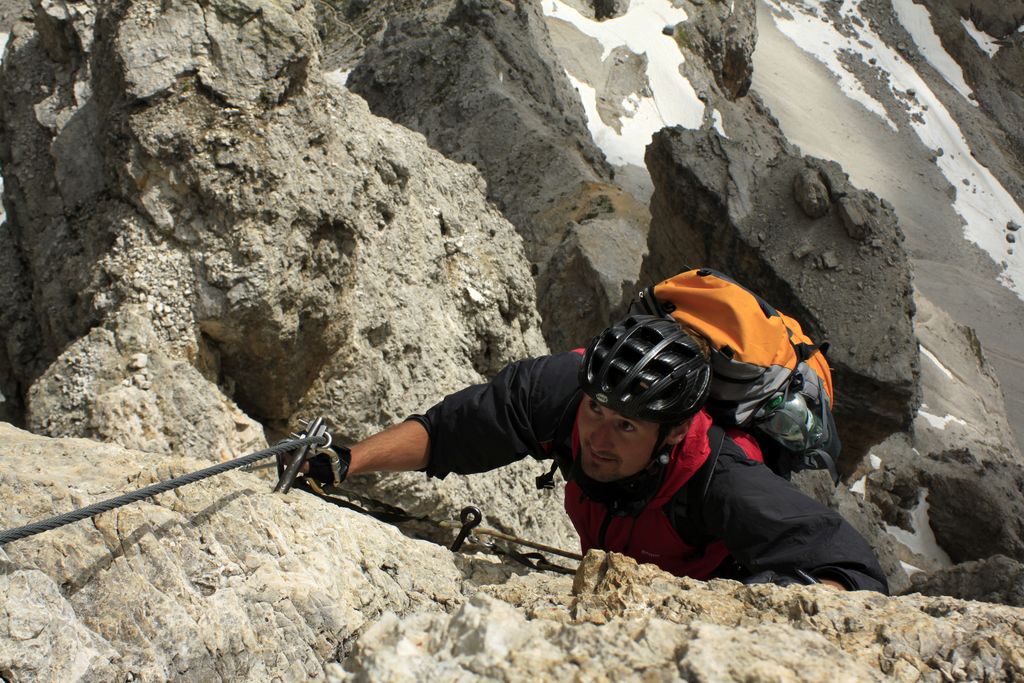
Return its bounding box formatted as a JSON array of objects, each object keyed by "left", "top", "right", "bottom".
[
  {"left": 743, "top": 569, "right": 818, "bottom": 587},
  {"left": 304, "top": 445, "right": 352, "bottom": 488}
]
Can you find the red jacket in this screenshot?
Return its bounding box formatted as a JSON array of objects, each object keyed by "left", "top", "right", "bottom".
[{"left": 564, "top": 408, "right": 763, "bottom": 579}]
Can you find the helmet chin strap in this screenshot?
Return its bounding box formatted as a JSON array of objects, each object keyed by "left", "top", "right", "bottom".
[
  {"left": 647, "top": 423, "right": 676, "bottom": 469},
  {"left": 648, "top": 416, "right": 693, "bottom": 469}
]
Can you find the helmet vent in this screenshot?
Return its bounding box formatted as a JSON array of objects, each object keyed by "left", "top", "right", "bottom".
[{"left": 578, "top": 315, "right": 712, "bottom": 424}]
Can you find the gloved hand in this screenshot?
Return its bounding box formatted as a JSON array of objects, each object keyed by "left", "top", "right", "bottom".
[
  {"left": 743, "top": 569, "right": 817, "bottom": 587},
  {"left": 304, "top": 445, "right": 352, "bottom": 488}
]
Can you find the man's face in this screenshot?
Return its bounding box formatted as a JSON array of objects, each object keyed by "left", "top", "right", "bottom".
[{"left": 576, "top": 397, "right": 688, "bottom": 482}]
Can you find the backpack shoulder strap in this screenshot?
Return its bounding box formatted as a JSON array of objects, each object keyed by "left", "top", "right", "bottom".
[
  {"left": 664, "top": 424, "right": 748, "bottom": 548},
  {"left": 536, "top": 389, "right": 583, "bottom": 490}
]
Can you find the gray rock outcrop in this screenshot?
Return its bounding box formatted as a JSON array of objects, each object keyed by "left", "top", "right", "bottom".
[
  {"left": 909, "top": 555, "right": 1024, "bottom": 607},
  {"left": 911, "top": 294, "right": 1021, "bottom": 463},
  {"left": 643, "top": 128, "right": 918, "bottom": 472},
  {"left": 855, "top": 295, "right": 1024, "bottom": 594},
  {"left": 347, "top": 0, "right": 649, "bottom": 351},
  {"left": 674, "top": 0, "right": 757, "bottom": 100},
  {"left": 592, "top": 0, "right": 627, "bottom": 21},
  {"left": 945, "top": 0, "right": 1024, "bottom": 41},
  {"left": 26, "top": 305, "right": 266, "bottom": 458},
  {"left": 869, "top": 445, "right": 1024, "bottom": 566}
]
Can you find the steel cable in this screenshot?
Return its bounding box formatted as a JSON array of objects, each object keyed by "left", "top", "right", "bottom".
[{"left": 0, "top": 434, "right": 326, "bottom": 546}]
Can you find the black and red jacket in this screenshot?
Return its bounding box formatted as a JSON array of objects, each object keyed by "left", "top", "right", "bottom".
[
  {"left": 412, "top": 351, "right": 888, "bottom": 593},
  {"left": 565, "top": 407, "right": 762, "bottom": 579}
]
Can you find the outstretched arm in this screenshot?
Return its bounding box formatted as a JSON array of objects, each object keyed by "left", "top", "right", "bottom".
[
  {"left": 300, "top": 351, "right": 582, "bottom": 482},
  {"left": 346, "top": 419, "right": 431, "bottom": 475}
]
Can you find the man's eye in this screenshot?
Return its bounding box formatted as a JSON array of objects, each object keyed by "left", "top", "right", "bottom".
[
  {"left": 588, "top": 399, "right": 601, "bottom": 413},
  {"left": 618, "top": 421, "right": 635, "bottom": 432}
]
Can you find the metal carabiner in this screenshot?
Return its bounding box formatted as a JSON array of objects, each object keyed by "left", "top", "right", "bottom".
[{"left": 274, "top": 416, "right": 331, "bottom": 494}]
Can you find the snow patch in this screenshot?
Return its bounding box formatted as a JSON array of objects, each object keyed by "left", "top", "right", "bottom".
[
  {"left": 919, "top": 344, "right": 954, "bottom": 380},
  {"left": 885, "top": 488, "right": 953, "bottom": 566},
  {"left": 892, "top": 0, "right": 975, "bottom": 103},
  {"left": 918, "top": 405, "right": 967, "bottom": 430},
  {"left": 869, "top": 453, "right": 882, "bottom": 469},
  {"left": 711, "top": 108, "right": 727, "bottom": 138},
  {"left": 765, "top": 0, "right": 1024, "bottom": 304},
  {"left": 962, "top": 18, "right": 1001, "bottom": 58},
  {"left": 542, "top": 0, "right": 705, "bottom": 166},
  {"left": 900, "top": 561, "right": 923, "bottom": 576},
  {"left": 568, "top": 74, "right": 663, "bottom": 166},
  {"left": 762, "top": 1, "right": 898, "bottom": 129}
]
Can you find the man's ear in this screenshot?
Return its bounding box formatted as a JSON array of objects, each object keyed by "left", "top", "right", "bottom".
[{"left": 663, "top": 418, "right": 692, "bottom": 446}]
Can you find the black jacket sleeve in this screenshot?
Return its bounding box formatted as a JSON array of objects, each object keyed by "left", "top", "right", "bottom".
[
  {"left": 410, "top": 351, "right": 582, "bottom": 479},
  {"left": 701, "top": 448, "right": 890, "bottom": 594}
]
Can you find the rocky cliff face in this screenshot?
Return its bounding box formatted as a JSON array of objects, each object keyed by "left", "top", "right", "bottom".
[
  {"left": 3, "top": 424, "right": 1024, "bottom": 682},
  {"left": 2, "top": 0, "right": 1024, "bottom": 679},
  {"left": 0, "top": 0, "right": 573, "bottom": 554},
  {"left": 346, "top": 0, "right": 651, "bottom": 351}
]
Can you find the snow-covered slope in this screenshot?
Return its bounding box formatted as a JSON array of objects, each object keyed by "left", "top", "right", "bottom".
[
  {"left": 542, "top": 0, "right": 1024, "bottom": 454},
  {"left": 751, "top": 0, "right": 1024, "bottom": 452},
  {"left": 760, "top": 0, "right": 1023, "bottom": 299}
]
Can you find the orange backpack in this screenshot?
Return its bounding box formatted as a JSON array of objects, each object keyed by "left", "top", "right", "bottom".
[{"left": 632, "top": 268, "right": 840, "bottom": 482}]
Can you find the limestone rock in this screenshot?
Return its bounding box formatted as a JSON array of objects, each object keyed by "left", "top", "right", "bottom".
[
  {"left": 793, "top": 166, "right": 830, "bottom": 218},
  {"left": 643, "top": 129, "right": 918, "bottom": 471},
  {"left": 5, "top": 427, "right": 1024, "bottom": 681},
  {"left": 332, "top": 552, "right": 1024, "bottom": 682},
  {"left": 837, "top": 193, "right": 885, "bottom": 241},
  {"left": 868, "top": 448, "right": 1024, "bottom": 566},
  {"left": 592, "top": 0, "right": 628, "bottom": 20},
  {"left": 0, "top": 556, "right": 122, "bottom": 682},
  {"left": 0, "top": 423, "right": 470, "bottom": 681},
  {"left": 25, "top": 306, "right": 266, "bottom": 458},
  {"left": 533, "top": 183, "right": 649, "bottom": 347},
  {"left": 0, "top": 0, "right": 546, "bottom": 424},
  {"left": 912, "top": 294, "right": 1021, "bottom": 462},
  {"left": 857, "top": 296, "right": 1024, "bottom": 579}
]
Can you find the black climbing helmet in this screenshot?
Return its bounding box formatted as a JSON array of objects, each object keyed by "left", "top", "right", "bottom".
[{"left": 578, "top": 314, "right": 711, "bottom": 424}]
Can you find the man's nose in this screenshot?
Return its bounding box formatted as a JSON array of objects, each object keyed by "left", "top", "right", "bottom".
[{"left": 590, "top": 421, "right": 614, "bottom": 450}]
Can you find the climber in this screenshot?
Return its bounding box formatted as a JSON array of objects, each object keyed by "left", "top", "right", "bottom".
[{"left": 296, "top": 314, "right": 889, "bottom": 593}]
